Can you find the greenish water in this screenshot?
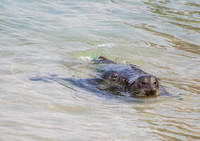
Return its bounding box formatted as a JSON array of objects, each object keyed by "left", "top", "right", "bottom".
[{"left": 0, "top": 0, "right": 200, "bottom": 140}]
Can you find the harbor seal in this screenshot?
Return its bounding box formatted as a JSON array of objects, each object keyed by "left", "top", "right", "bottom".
[
  {"left": 95, "top": 56, "right": 160, "bottom": 97},
  {"left": 30, "top": 56, "right": 160, "bottom": 98}
]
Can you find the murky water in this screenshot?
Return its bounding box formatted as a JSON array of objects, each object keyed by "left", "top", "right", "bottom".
[{"left": 0, "top": 0, "right": 200, "bottom": 140}]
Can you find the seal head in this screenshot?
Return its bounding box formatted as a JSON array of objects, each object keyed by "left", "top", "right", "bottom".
[
  {"left": 101, "top": 71, "right": 128, "bottom": 92},
  {"left": 129, "top": 75, "right": 159, "bottom": 97},
  {"left": 101, "top": 71, "right": 127, "bottom": 85}
]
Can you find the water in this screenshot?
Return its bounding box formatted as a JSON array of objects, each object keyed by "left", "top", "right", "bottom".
[{"left": 0, "top": 0, "right": 200, "bottom": 140}]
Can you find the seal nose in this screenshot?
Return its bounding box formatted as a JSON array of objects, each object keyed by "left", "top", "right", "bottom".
[
  {"left": 146, "top": 81, "right": 160, "bottom": 96},
  {"left": 145, "top": 89, "right": 156, "bottom": 96},
  {"left": 145, "top": 80, "right": 158, "bottom": 96}
]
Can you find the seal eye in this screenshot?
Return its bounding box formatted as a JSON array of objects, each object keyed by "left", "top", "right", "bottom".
[
  {"left": 141, "top": 81, "right": 146, "bottom": 85},
  {"left": 153, "top": 82, "right": 157, "bottom": 85},
  {"left": 113, "top": 74, "right": 118, "bottom": 78}
]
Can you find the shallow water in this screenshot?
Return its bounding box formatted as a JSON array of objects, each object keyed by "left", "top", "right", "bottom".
[{"left": 0, "top": 0, "right": 200, "bottom": 140}]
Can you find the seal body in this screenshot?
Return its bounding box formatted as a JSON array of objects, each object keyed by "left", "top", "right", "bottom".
[{"left": 95, "top": 56, "right": 160, "bottom": 97}]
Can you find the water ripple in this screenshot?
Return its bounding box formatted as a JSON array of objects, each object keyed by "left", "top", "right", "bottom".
[{"left": 0, "top": 0, "right": 200, "bottom": 140}]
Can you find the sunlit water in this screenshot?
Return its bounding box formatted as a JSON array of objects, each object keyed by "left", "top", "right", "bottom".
[{"left": 0, "top": 0, "right": 200, "bottom": 140}]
